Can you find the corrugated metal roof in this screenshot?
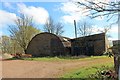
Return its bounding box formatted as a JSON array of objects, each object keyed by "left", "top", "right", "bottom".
[{"left": 58, "top": 36, "right": 71, "bottom": 47}]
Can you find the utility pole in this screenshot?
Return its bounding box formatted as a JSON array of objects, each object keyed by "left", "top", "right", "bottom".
[{"left": 74, "top": 20, "right": 77, "bottom": 38}]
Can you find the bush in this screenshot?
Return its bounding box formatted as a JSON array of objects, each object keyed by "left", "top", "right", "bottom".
[
  {"left": 103, "top": 50, "right": 113, "bottom": 58},
  {"left": 89, "top": 66, "right": 117, "bottom": 80}
]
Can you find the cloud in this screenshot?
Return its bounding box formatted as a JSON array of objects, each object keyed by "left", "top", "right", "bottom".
[
  {"left": 59, "top": 0, "right": 112, "bottom": 23},
  {"left": 91, "top": 24, "right": 118, "bottom": 40},
  {"left": 109, "top": 25, "right": 118, "bottom": 33},
  {"left": 17, "top": 3, "right": 49, "bottom": 24},
  {"left": 3, "top": 2, "right": 14, "bottom": 9},
  {"left": 4, "top": 2, "right": 11, "bottom": 7},
  {"left": 0, "top": 10, "right": 17, "bottom": 28},
  {"left": 108, "top": 25, "right": 118, "bottom": 40},
  {"left": 108, "top": 37, "right": 118, "bottom": 41},
  {"left": 89, "top": 24, "right": 118, "bottom": 35},
  {"left": 59, "top": 1, "right": 89, "bottom": 24},
  {"left": 0, "top": 3, "right": 49, "bottom": 36},
  {"left": 0, "top": 10, "right": 17, "bottom": 37}
]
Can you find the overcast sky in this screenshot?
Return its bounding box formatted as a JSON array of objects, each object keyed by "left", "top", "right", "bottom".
[{"left": 0, "top": 0, "right": 119, "bottom": 40}]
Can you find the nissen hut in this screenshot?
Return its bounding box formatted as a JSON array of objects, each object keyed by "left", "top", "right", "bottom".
[{"left": 26, "top": 32, "right": 71, "bottom": 57}]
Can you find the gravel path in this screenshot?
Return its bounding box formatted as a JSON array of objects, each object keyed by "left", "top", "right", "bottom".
[{"left": 1, "top": 57, "right": 113, "bottom": 78}]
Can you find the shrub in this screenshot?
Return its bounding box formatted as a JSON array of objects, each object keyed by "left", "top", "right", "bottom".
[{"left": 89, "top": 66, "right": 117, "bottom": 80}]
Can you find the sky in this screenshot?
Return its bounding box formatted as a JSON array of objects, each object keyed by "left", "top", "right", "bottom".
[{"left": 0, "top": 0, "right": 119, "bottom": 40}]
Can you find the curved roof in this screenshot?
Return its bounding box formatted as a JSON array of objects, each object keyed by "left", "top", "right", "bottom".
[
  {"left": 26, "top": 32, "right": 72, "bottom": 56},
  {"left": 30, "top": 32, "right": 71, "bottom": 47}
]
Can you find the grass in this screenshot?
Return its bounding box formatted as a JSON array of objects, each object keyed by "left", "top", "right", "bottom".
[
  {"left": 22, "top": 55, "right": 110, "bottom": 61},
  {"left": 61, "top": 62, "right": 113, "bottom": 78},
  {"left": 23, "top": 56, "right": 65, "bottom": 61}
]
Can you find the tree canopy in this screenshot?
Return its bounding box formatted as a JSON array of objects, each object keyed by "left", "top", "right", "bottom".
[{"left": 9, "top": 14, "right": 40, "bottom": 53}]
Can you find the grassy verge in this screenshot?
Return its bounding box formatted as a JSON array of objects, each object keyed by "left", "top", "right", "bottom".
[
  {"left": 61, "top": 62, "right": 113, "bottom": 78},
  {"left": 22, "top": 56, "right": 110, "bottom": 61}
]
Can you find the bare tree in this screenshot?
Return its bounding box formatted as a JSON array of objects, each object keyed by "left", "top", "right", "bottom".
[
  {"left": 98, "top": 25, "right": 111, "bottom": 33},
  {"left": 44, "top": 17, "right": 55, "bottom": 33},
  {"left": 0, "top": 35, "right": 24, "bottom": 54},
  {"left": 76, "top": 0, "right": 120, "bottom": 21},
  {"left": 9, "top": 14, "right": 40, "bottom": 53},
  {"left": 78, "top": 21, "right": 93, "bottom": 37},
  {"left": 55, "top": 22, "right": 64, "bottom": 35},
  {"left": 98, "top": 25, "right": 112, "bottom": 38},
  {"left": 1, "top": 35, "right": 11, "bottom": 54},
  {"left": 75, "top": 0, "right": 119, "bottom": 38},
  {"left": 44, "top": 17, "right": 64, "bottom": 35}
]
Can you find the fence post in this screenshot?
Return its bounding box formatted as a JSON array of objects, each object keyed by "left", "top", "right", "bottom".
[
  {"left": 118, "top": 55, "right": 120, "bottom": 80},
  {"left": 114, "top": 54, "right": 119, "bottom": 77},
  {"left": 112, "top": 40, "right": 120, "bottom": 79},
  {"left": 118, "top": 47, "right": 120, "bottom": 80}
]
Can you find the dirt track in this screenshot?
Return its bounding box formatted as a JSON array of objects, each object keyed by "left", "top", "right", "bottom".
[{"left": 1, "top": 57, "right": 113, "bottom": 78}]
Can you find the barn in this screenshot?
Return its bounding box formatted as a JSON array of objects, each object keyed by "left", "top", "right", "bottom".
[
  {"left": 26, "top": 32, "right": 71, "bottom": 57},
  {"left": 71, "top": 33, "right": 109, "bottom": 56},
  {"left": 26, "top": 32, "right": 109, "bottom": 57}
]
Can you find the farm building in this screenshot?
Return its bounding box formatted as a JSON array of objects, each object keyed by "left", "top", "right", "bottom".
[
  {"left": 26, "top": 32, "right": 71, "bottom": 57},
  {"left": 71, "top": 33, "right": 109, "bottom": 56},
  {"left": 26, "top": 32, "right": 109, "bottom": 57}
]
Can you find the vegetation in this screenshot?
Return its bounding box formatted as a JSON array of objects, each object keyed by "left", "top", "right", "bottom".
[
  {"left": 89, "top": 66, "right": 117, "bottom": 79},
  {"left": 6, "top": 55, "right": 114, "bottom": 79},
  {"left": 61, "top": 62, "right": 114, "bottom": 79},
  {"left": 0, "top": 35, "right": 23, "bottom": 54},
  {"left": 1, "top": 36, "right": 11, "bottom": 53},
  {"left": 77, "top": 21, "right": 93, "bottom": 37},
  {"left": 9, "top": 14, "right": 40, "bottom": 53},
  {"left": 23, "top": 55, "right": 110, "bottom": 61},
  {"left": 76, "top": 0, "right": 120, "bottom": 22},
  {"left": 44, "top": 16, "right": 64, "bottom": 35}
]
